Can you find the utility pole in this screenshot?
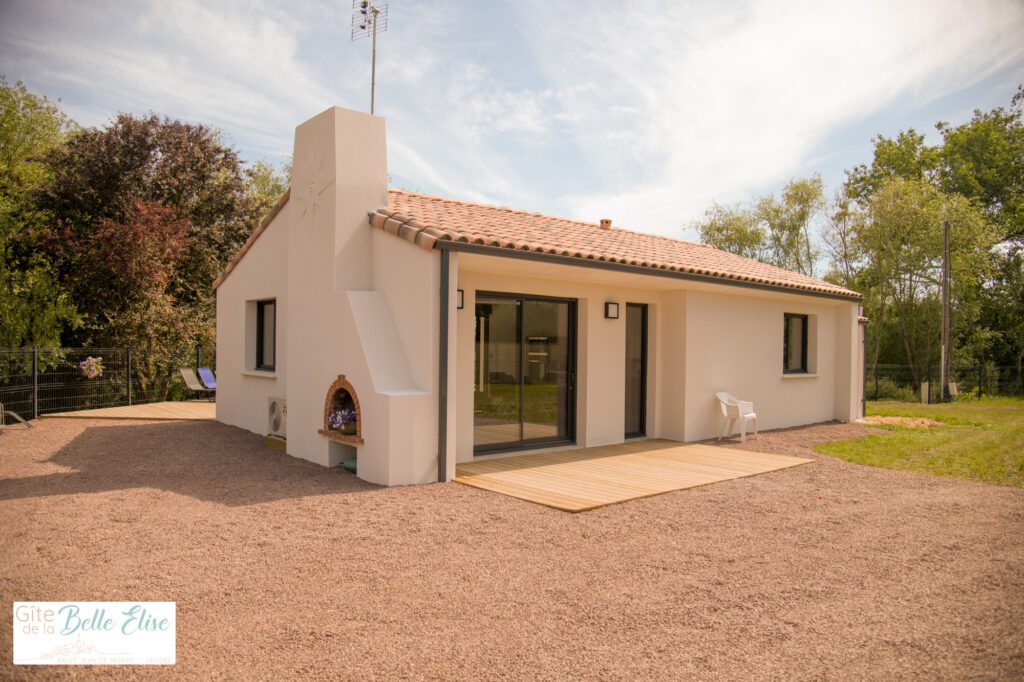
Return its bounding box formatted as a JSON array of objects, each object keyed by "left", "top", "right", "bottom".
[
  {"left": 351, "top": 1, "right": 389, "bottom": 115},
  {"left": 940, "top": 219, "right": 951, "bottom": 402}
]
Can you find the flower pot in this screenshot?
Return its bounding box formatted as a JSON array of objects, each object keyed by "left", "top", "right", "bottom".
[{"left": 341, "top": 422, "right": 357, "bottom": 435}]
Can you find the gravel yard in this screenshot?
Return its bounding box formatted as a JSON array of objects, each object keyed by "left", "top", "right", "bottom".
[{"left": 1, "top": 417, "right": 1022, "bottom": 680}]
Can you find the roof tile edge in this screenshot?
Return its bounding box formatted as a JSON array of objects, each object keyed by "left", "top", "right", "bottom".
[{"left": 366, "top": 204, "right": 860, "bottom": 300}]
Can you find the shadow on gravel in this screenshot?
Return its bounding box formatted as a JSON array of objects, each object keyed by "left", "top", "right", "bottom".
[{"left": 0, "top": 421, "right": 381, "bottom": 506}]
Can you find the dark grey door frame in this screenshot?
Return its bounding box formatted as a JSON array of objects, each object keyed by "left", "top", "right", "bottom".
[
  {"left": 625, "top": 302, "right": 648, "bottom": 438},
  {"left": 473, "top": 290, "right": 577, "bottom": 455}
]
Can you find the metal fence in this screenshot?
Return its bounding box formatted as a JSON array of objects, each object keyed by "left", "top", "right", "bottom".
[
  {"left": 0, "top": 347, "right": 216, "bottom": 421},
  {"left": 865, "top": 364, "right": 1024, "bottom": 403}
]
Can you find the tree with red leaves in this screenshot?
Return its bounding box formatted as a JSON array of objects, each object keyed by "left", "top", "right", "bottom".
[{"left": 34, "top": 113, "right": 261, "bottom": 348}]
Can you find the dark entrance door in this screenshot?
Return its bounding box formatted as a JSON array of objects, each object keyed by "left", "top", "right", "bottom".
[
  {"left": 474, "top": 293, "right": 576, "bottom": 454},
  {"left": 625, "top": 303, "right": 647, "bottom": 438}
]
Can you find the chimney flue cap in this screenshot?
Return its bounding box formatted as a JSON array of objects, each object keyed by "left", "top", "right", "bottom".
[{"left": 599, "top": 218, "right": 612, "bottom": 229}]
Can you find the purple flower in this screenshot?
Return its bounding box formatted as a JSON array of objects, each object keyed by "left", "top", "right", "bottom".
[
  {"left": 327, "top": 408, "right": 356, "bottom": 430},
  {"left": 79, "top": 356, "right": 104, "bottom": 379}
]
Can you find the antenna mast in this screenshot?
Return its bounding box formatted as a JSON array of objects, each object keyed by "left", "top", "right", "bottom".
[{"left": 351, "top": 0, "right": 389, "bottom": 114}]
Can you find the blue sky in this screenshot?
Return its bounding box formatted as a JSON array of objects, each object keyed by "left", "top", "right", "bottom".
[{"left": 2, "top": 0, "right": 1022, "bottom": 240}]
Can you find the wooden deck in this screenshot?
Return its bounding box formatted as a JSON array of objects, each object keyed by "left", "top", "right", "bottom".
[
  {"left": 454, "top": 439, "right": 813, "bottom": 512},
  {"left": 41, "top": 401, "right": 216, "bottom": 421}
]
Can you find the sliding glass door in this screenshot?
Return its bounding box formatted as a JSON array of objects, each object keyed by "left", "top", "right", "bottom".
[{"left": 474, "top": 293, "right": 576, "bottom": 454}]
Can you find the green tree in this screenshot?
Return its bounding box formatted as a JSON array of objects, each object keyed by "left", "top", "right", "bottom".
[
  {"left": 695, "top": 176, "right": 824, "bottom": 277},
  {"left": 753, "top": 175, "right": 824, "bottom": 277},
  {"left": 845, "top": 129, "right": 940, "bottom": 203},
  {"left": 0, "top": 77, "right": 80, "bottom": 347},
  {"left": 34, "top": 113, "right": 259, "bottom": 345},
  {"left": 821, "top": 191, "right": 866, "bottom": 290},
  {"left": 977, "top": 249, "right": 1024, "bottom": 371},
  {"left": 246, "top": 158, "right": 291, "bottom": 221},
  {"left": 858, "top": 178, "right": 997, "bottom": 382},
  {"left": 694, "top": 202, "right": 765, "bottom": 261},
  {"left": 937, "top": 86, "right": 1024, "bottom": 244}
]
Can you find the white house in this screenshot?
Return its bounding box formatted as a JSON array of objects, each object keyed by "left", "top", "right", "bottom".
[{"left": 213, "top": 106, "right": 865, "bottom": 487}]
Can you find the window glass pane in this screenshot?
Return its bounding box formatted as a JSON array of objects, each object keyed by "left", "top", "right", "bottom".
[
  {"left": 260, "top": 302, "right": 275, "bottom": 368},
  {"left": 473, "top": 295, "right": 575, "bottom": 452},
  {"left": 786, "top": 315, "right": 804, "bottom": 371},
  {"left": 473, "top": 298, "right": 521, "bottom": 447},
  {"left": 523, "top": 299, "right": 570, "bottom": 442}
]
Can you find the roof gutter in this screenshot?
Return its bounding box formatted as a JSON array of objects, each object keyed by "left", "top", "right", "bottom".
[{"left": 434, "top": 240, "right": 862, "bottom": 302}]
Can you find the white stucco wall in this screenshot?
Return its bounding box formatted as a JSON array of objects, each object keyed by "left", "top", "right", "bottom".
[
  {"left": 454, "top": 268, "right": 666, "bottom": 463},
  {"left": 453, "top": 261, "right": 862, "bottom": 462},
  {"left": 369, "top": 230, "right": 457, "bottom": 483},
  {"left": 282, "top": 106, "right": 444, "bottom": 486},
  {"left": 215, "top": 203, "right": 290, "bottom": 437},
  {"left": 656, "top": 291, "right": 687, "bottom": 442},
  {"left": 681, "top": 288, "right": 852, "bottom": 441},
  {"left": 216, "top": 106, "right": 448, "bottom": 487},
  {"left": 216, "top": 107, "right": 861, "bottom": 486}
]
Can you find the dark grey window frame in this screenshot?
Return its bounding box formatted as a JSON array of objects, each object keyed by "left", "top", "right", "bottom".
[
  {"left": 783, "top": 313, "right": 808, "bottom": 374},
  {"left": 256, "top": 299, "right": 276, "bottom": 371}
]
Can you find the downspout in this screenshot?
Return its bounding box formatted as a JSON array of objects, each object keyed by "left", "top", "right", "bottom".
[
  {"left": 437, "top": 249, "right": 450, "bottom": 482},
  {"left": 859, "top": 312, "right": 869, "bottom": 419}
]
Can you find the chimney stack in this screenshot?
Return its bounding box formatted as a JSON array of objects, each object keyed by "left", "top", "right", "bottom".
[{"left": 599, "top": 218, "right": 612, "bottom": 229}]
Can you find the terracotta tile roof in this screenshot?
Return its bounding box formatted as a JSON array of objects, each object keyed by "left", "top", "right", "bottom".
[{"left": 371, "top": 190, "right": 861, "bottom": 299}]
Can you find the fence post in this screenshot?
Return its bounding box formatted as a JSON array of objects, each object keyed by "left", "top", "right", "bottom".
[
  {"left": 874, "top": 365, "right": 879, "bottom": 400},
  {"left": 978, "top": 365, "right": 983, "bottom": 399},
  {"left": 32, "top": 347, "right": 38, "bottom": 420},
  {"left": 127, "top": 348, "right": 132, "bottom": 406}
]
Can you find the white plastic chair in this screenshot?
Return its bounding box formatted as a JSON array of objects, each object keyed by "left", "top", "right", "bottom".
[{"left": 715, "top": 392, "right": 757, "bottom": 443}]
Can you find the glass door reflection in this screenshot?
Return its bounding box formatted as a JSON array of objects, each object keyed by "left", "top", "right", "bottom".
[{"left": 474, "top": 293, "right": 575, "bottom": 453}]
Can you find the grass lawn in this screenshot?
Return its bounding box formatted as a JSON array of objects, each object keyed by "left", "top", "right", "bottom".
[
  {"left": 474, "top": 382, "right": 560, "bottom": 423},
  {"left": 815, "top": 397, "right": 1024, "bottom": 487}
]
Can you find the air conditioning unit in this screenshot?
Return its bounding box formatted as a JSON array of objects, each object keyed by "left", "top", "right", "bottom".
[{"left": 267, "top": 397, "right": 287, "bottom": 438}]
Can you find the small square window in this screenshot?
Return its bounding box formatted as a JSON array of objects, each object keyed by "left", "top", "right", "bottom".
[
  {"left": 784, "top": 313, "right": 807, "bottom": 374},
  {"left": 256, "top": 299, "right": 276, "bottom": 371}
]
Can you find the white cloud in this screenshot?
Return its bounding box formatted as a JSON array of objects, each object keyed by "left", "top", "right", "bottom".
[
  {"left": 518, "top": 0, "right": 1024, "bottom": 235},
  {"left": 1, "top": 0, "right": 345, "bottom": 157},
  {"left": 2, "top": 0, "right": 1021, "bottom": 238}
]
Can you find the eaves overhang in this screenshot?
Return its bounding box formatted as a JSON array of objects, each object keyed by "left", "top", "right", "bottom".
[{"left": 368, "top": 208, "right": 863, "bottom": 303}]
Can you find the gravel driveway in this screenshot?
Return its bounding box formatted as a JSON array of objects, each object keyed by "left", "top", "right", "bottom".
[{"left": 1, "top": 418, "right": 1022, "bottom": 680}]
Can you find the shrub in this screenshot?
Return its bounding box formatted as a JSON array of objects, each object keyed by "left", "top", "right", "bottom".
[{"left": 873, "top": 376, "right": 917, "bottom": 402}]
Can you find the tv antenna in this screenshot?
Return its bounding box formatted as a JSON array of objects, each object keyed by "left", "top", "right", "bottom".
[{"left": 351, "top": 0, "right": 389, "bottom": 115}]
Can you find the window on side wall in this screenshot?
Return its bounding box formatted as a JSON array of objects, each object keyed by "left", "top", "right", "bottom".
[
  {"left": 783, "top": 313, "right": 808, "bottom": 374},
  {"left": 256, "top": 299, "right": 276, "bottom": 371}
]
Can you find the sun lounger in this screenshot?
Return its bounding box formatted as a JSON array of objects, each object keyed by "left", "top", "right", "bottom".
[
  {"left": 0, "top": 402, "right": 33, "bottom": 433},
  {"left": 197, "top": 367, "right": 217, "bottom": 390},
  {"left": 180, "top": 368, "right": 214, "bottom": 400}
]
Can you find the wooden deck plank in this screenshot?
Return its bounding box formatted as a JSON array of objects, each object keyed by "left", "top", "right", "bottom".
[
  {"left": 454, "top": 439, "right": 812, "bottom": 512},
  {"left": 40, "top": 401, "right": 216, "bottom": 421}
]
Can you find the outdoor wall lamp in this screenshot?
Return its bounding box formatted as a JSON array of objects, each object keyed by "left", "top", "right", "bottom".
[
  {"left": 604, "top": 302, "right": 619, "bottom": 319},
  {"left": 457, "top": 289, "right": 464, "bottom": 309}
]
